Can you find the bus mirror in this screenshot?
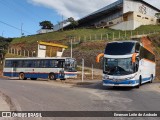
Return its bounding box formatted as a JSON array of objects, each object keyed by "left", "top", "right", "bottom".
[
  {"left": 96, "top": 53, "right": 104, "bottom": 63},
  {"left": 135, "top": 50, "right": 139, "bottom": 53},
  {"left": 132, "top": 53, "right": 137, "bottom": 63}
]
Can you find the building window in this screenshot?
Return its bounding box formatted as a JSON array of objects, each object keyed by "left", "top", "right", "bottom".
[
  {"left": 137, "top": 15, "right": 141, "bottom": 18},
  {"left": 145, "top": 17, "right": 149, "bottom": 20},
  {"left": 109, "top": 22, "right": 113, "bottom": 25}
]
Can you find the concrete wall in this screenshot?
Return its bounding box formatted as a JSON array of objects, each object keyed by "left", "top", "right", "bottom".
[
  {"left": 133, "top": 12, "right": 157, "bottom": 25},
  {"left": 37, "top": 45, "right": 46, "bottom": 58},
  {"left": 107, "top": 17, "right": 123, "bottom": 26},
  {"left": 110, "top": 20, "right": 135, "bottom": 30},
  {"left": 110, "top": 10, "right": 157, "bottom": 30},
  {"left": 37, "top": 29, "right": 54, "bottom": 34},
  {"left": 123, "top": 0, "right": 159, "bottom": 17}
]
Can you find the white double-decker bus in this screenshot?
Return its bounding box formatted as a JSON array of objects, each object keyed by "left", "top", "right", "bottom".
[
  {"left": 3, "top": 57, "right": 77, "bottom": 80},
  {"left": 97, "top": 39, "right": 156, "bottom": 88}
]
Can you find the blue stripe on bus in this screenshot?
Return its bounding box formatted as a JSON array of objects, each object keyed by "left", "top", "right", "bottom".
[
  {"left": 103, "top": 79, "right": 137, "bottom": 85},
  {"left": 3, "top": 72, "right": 65, "bottom": 79},
  {"left": 65, "top": 74, "right": 77, "bottom": 76},
  {"left": 103, "top": 76, "right": 153, "bottom": 85}
]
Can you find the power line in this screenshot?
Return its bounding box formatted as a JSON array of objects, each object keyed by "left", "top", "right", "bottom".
[{"left": 0, "top": 20, "right": 32, "bottom": 34}]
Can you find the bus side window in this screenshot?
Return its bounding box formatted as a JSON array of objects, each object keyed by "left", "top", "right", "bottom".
[
  {"left": 36, "top": 60, "right": 40, "bottom": 68},
  {"left": 47, "top": 60, "right": 51, "bottom": 68},
  {"left": 17, "top": 60, "right": 22, "bottom": 67},
  {"left": 49, "top": 60, "right": 54, "bottom": 68},
  {"left": 57, "top": 61, "right": 64, "bottom": 68},
  {"left": 135, "top": 43, "right": 140, "bottom": 53},
  {"left": 54, "top": 60, "right": 58, "bottom": 68},
  {"left": 31, "top": 60, "right": 36, "bottom": 68},
  {"left": 5, "top": 60, "right": 12, "bottom": 67},
  {"left": 44, "top": 60, "right": 49, "bottom": 68},
  {"left": 40, "top": 60, "right": 48, "bottom": 68},
  {"left": 13, "top": 61, "right": 18, "bottom": 67},
  {"left": 28, "top": 60, "right": 32, "bottom": 68}
]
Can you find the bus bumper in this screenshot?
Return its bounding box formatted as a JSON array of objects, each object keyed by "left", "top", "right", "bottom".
[
  {"left": 103, "top": 80, "right": 139, "bottom": 87},
  {"left": 64, "top": 73, "right": 77, "bottom": 78}
]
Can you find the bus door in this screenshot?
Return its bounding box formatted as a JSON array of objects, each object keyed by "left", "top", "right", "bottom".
[
  {"left": 12, "top": 61, "right": 18, "bottom": 77},
  {"left": 57, "top": 59, "right": 65, "bottom": 78}
]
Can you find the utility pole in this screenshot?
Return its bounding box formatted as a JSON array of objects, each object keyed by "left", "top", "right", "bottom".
[
  {"left": 82, "top": 59, "right": 84, "bottom": 82},
  {"left": 21, "top": 23, "right": 23, "bottom": 37},
  {"left": 71, "top": 39, "right": 73, "bottom": 58}
]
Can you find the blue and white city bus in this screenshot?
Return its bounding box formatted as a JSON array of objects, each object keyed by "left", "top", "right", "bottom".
[
  {"left": 3, "top": 57, "right": 77, "bottom": 80},
  {"left": 97, "top": 39, "right": 156, "bottom": 88}
]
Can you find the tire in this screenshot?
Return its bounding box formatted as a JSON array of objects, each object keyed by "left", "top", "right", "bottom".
[
  {"left": 49, "top": 73, "right": 56, "bottom": 80},
  {"left": 19, "top": 73, "right": 27, "bottom": 80},
  {"left": 30, "top": 78, "right": 37, "bottom": 80},
  {"left": 150, "top": 75, "right": 153, "bottom": 83}
]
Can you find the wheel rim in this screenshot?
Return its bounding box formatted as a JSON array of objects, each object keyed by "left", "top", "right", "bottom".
[
  {"left": 19, "top": 73, "right": 24, "bottom": 79},
  {"left": 49, "top": 74, "right": 55, "bottom": 80}
]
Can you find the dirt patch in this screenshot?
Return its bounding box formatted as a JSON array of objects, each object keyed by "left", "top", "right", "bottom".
[{"left": 0, "top": 91, "right": 17, "bottom": 111}]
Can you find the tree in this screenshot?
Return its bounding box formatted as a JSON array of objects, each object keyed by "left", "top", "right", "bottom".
[
  {"left": 67, "top": 17, "right": 79, "bottom": 29},
  {"left": 39, "top": 20, "right": 54, "bottom": 29},
  {"left": 0, "top": 37, "right": 12, "bottom": 61}
]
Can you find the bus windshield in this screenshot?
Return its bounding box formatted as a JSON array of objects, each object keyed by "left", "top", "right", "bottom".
[{"left": 103, "top": 58, "right": 134, "bottom": 75}]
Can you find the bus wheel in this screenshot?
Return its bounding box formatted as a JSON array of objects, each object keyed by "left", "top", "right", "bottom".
[
  {"left": 19, "top": 73, "right": 27, "bottom": 80},
  {"left": 49, "top": 73, "right": 56, "bottom": 80},
  {"left": 150, "top": 75, "right": 153, "bottom": 83}
]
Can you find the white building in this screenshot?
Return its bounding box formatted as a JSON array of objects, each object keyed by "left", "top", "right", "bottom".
[
  {"left": 64, "top": 0, "right": 160, "bottom": 30},
  {"left": 37, "top": 29, "right": 54, "bottom": 34}
]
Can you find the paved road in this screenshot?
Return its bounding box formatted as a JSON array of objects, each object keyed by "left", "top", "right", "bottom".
[{"left": 0, "top": 78, "right": 160, "bottom": 120}]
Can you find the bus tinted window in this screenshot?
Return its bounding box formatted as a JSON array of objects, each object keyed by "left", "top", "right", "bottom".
[
  {"left": 4, "top": 59, "right": 65, "bottom": 68},
  {"left": 135, "top": 43, "right": 140, "bottom": 53},
  {"left": 140, "top": 47, "right": 155, "bottom": 62},
  {"left": 17, "top": 60, "right": 24, "bottom": 67},
  {"left": 105, "top": 42, "right": 135, "bottom": 55},
  {"left": 5, "top": 60, "right": 12, "bottom": 67}
]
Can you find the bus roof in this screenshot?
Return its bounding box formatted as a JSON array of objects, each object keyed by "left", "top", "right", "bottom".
[
  {"left": 108, "top": 40, "right": 139, "bottom": 44},
  {"left": 5, "top": 57, "right": 74, "bottom": 60}
]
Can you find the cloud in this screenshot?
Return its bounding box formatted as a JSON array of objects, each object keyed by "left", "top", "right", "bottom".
[
  {"left": 28, "top": 0, "right": 116, "bottom": 19},
  {"left": 28, "top": 0, "right": 160, "bottom": 20}
]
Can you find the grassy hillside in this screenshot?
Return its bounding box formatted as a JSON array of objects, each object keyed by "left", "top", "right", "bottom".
[{"left": 11, "top": 25, "right": 160, "bottom": 45}]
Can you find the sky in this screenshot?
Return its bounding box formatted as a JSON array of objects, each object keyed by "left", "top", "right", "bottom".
[{"left": 0, "top": 0, "right": 159, "bottom": 38}]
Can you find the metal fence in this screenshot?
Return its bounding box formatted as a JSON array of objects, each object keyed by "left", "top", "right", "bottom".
[
  {"left": 7, "top": 48, "right": 37, "bottom": 57},
  {"left": 70, "top": 30, "right": 160, "bottom": 44}
]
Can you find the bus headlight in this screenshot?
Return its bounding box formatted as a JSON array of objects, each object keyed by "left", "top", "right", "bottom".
[{"left": 103, "top": 75, "right": 109, "bottom": 80}]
